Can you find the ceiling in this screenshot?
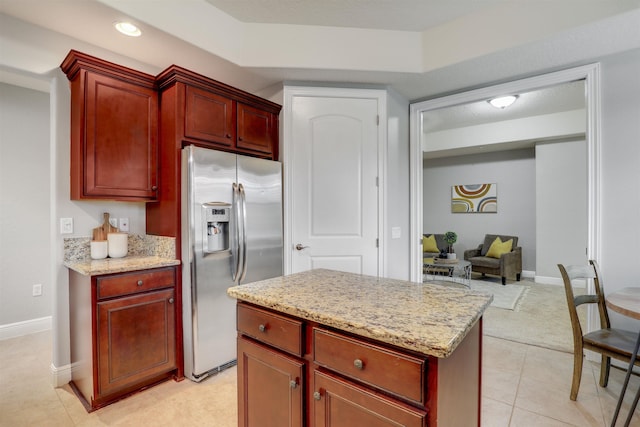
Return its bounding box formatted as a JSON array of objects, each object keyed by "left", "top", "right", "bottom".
[
  {"left": 422, "top": 80, "right": 586, "bottom": 133},
  {"left": 1, "top": 0, "right": 639, "bottom": 111},
  {"left": 204, "top": 0, "right": 501, "bottom": 32}
]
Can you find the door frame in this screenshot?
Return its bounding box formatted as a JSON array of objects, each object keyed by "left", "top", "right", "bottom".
[
  {"left": 409, "top": 63, "right": 601, "bottom": 329},
  {"left": 283, "top": 85, "right": 387, "bottom": 277}
]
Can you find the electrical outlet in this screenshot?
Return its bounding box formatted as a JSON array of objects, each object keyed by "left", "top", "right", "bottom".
[
  {"left": 60, "top": 218, "right": 73, "bottom": 234},
  {"left": 119, "top": 218, "right": 129, "bottom": 232},
  {"left": 109, "top": 217, "right": 118, "bottom": 228},
  {"left": 33, "top": 284, "right": 42, "bottom": 297}
]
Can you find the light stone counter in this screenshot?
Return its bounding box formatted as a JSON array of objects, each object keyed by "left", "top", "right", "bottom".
[
  {"left": 64, "top": 235, "right": 179, "bottom": 276},
  {"left": 227, "top": 268, "right": 493, "bottom": 358}
]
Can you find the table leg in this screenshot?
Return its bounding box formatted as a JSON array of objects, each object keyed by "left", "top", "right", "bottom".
[{"left": 611, "top": 330, "right": 640, "bottom": 427}]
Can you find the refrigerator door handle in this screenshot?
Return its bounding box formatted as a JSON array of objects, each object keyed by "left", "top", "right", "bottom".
[
  {"left": 238, "top": 183, "right": 248, "bottom": 281},
  {"left": 231, "top": 183, "right": 243, "bottom": 282}
]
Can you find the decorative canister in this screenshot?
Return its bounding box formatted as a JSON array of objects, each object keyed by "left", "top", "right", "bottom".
[
  {"left": 90, "top": 240, "right": 108, "bottom": 260},
  {"left": 107, "top": 232, "right": 128, "bottom": 258}
]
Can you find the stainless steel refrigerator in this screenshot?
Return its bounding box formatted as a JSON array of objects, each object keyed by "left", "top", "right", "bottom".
[{"left": 181, "top": 145, "right": 283, "bottom": 382}]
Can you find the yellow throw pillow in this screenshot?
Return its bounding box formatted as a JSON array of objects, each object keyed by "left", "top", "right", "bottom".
[
  {"left": 422, "top": 234, "right": 439, "bottom": 253},
  {"left": 486, "top": 237, "right": 513, "bottom": 258}
]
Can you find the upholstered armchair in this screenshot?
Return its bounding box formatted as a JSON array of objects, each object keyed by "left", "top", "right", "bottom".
[
  {"left": 464, "top": 234, "right": 522, "bottom": 285},
  {"left": 422, "top": 234, "right": 449, "bottom": 259}
]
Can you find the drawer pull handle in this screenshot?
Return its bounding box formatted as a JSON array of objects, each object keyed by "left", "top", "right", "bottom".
[
  {"left": 137, "top": 280, "right": 143, "bottom": 286},
  {"left": 258, "top": 324, "right": 267, "bottom": 332},
  {"left": 354, "top": 359, "right": 364, "bottom": 370},
  {"left": 289, "top": 380, "right": 298, "bottom": 389},
  {"left": 313, "top": 391, "right": 321, "bottom": 401},
  {"left": 169, "top": 298, "right": 174, "bottom": 304}
]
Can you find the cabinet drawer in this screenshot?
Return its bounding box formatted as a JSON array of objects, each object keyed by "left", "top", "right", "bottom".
[
  {"left": 313, "top": 328, "right": 426, "bottom": 404},
  {"left": 97, "top": 267, "right": 175, "bottom": 299},
  {"left": 237, "top": 304, "right": 303, "bottom": 357}
]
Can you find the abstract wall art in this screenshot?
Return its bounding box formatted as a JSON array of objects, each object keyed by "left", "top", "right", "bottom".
[{"left": 451, "top": 183, "right": 497, "bottom": 213}]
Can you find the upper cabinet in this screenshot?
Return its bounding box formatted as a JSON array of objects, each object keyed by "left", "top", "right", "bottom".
[
  {"left": 60, "top": 52, "right": 280, "bottom": 206},
  {"left": 156, "top": 66, "right": 280, "bottom": 159},
  {"left": 61, "top": 50, "right": 159, "bottom": 202}
]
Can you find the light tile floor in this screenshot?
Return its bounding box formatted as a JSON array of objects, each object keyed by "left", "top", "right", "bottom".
[{"left": 1, "top": 330, "right": 638, "bottom": 426}]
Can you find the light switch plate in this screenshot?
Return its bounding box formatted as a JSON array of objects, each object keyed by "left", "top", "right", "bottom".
[
  {"left": 391, "top": 227, "right": 401, "bottom": 239},
  {"left": 119, "top": 218, "right": 129, "bottom": 232}
]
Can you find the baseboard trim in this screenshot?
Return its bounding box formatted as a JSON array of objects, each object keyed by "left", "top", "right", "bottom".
[
  {"left": 0, "top": 316, "right": 52, "bottom": 340},
  {"left": 521, "top": 270, "right": 535, "bottom": 279},
  {"left": 51, "top": 362, "right": 72, "bottom": 388},
  {"left": 534, "top": 275, "right": 564, "bottom": 286}
]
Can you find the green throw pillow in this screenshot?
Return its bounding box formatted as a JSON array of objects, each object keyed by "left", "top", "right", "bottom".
[
  {"left": 422, "top": 234, "right": 439, "bottom": 253},
  {"left": 486, "top": 237, "right": 513, "bottom": 258}
]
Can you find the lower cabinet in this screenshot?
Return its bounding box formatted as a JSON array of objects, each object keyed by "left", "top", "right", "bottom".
[
  {"left": 237, "top": 337, "right": 304, "bottom": 427},
  {"left": 236, "top": 302, "right": 432, "bottom": 427},
  {"left": 69, "top": 266, "right": 178, "bottom": 411},
  {"left": 313, "top": 370, "right": 426, "bottom": 427}
]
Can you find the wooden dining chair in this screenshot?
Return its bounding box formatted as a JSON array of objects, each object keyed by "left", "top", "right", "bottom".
[{"left": 558, "top": 260, "right": 640, "bottom": 400}]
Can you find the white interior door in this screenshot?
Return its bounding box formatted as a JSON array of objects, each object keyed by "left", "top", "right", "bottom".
[{"left": 286, "top": 89, "right": 380, "bottom": 276}]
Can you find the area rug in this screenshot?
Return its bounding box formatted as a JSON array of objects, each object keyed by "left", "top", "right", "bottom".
[
  {"left": 469, "top": 280, "right": 527, "bottom": 310},
  {"left": 429, "top": 278, "right": 527, "bottom": 310}
]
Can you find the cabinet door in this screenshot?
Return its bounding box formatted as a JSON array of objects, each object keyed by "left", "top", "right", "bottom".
[
  {"left": 237, "top": 337, "right": 304, "bottom": 427},
  {"left": 184, "top": 85, "right": 235, "bottom": 147},
  {"left": 237, "top": 102, "right": 276, "bottom": 157},
  {"left": 97, "top": 288, "right": 176, "bottom": 397},
  {"left": 83, "top": 71, "right": 158, "bottom": 200},
  {"left": 313, "top": 370, "right": 426, "bottom": 427}
]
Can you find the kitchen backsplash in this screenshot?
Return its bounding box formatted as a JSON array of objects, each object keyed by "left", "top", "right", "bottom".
[{"left": 64, "top": 235, "right": 176, "bottom": 262}]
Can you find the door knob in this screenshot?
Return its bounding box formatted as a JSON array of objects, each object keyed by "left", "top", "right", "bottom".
[{"left": 295, "top": 244, "right": 308, "bottom": 251}]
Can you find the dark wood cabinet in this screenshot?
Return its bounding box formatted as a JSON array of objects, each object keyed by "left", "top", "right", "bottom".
[
  {"left": 61, "top": 50, "right": 159, "bottom": 201},
  {"left": 313, "top": 370, "right": 426, "bottom": 427},
  {"left": 237, "top": 301, "right": 481, "bottom": 427},
  {"left": 69, "top": 266, "right": 178, "bottom": 411},
  {"left": 237, "top": 337, "right": 304, "bottom": 427},
  {"left": 237, "top": 102, "right": 278, "bottom": 156},
  {"left": 156, "top": 65, "right": 280, "bottom": 159}
]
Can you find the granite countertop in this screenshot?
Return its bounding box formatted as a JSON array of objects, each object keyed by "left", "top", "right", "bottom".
[
  {"left": 63, "top": 235, "right": 180, "bottom": 276},
  {"left": 227, "top": 269, "right": 493, "bottom": 358},
  {"left": 65, "top": 256, "right": 180, "bottom": 276}
]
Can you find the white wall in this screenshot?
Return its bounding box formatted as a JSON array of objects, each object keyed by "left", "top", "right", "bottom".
[
  {"left": 423, "top": 148, "right": 536, "bottom": 272},
  {"left": 0, "top": 83, "right": 51, "bottom": 331},
  {"left": 535, "top": 139, "right": 587, "bottom": 280},
  {"left": 599, "top": 48, "right": 640, "bottom": 331},
  {"left": 385, "top": 88, "right": 410, "bottom": 280}
]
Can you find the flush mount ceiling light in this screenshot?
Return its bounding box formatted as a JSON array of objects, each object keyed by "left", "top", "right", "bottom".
[
  {"left": 488, "top": 95, "right": 519, "bottom": 109},
  {"left": 114, "top": 21, "right": 142, "bottom": 37}
]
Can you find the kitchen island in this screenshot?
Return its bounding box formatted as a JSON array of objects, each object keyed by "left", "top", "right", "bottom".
[{"left": 228, "top": 268, "right": 492, "bottom": 427}]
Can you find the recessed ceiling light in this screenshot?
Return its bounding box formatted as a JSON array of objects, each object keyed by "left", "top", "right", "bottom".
[
  {"left": 114, "top": 21, "right": 142, "bottom": 37},
  {"left": 488, "top": 95, "right": 519, "bottom": 109}
]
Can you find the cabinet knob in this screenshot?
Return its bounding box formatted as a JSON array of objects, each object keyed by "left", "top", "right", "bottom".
[
  {"left": 289, "top": 380, "right": 298, "bottom": 389},
  {"left": 258, "top": 324, "right": 267, "bottom": 332},
  {"left": 353, "top": 359, "right": 364, "bottom": 370},
  {"left": 238, "top": 136, "right": 243, "bottom": 141},
  {"left": 137, "top": 280, "right": 143, "bottom": 286},
  {"left": 226, "top": 134, "right": 232, "bottom": 139},
  {"left": 151, "top": 185, "right": 158, "bottom": 191},
  {"left": 169, "top": 298, "right": 174, "bottom": 304},
  {"left": 313, "top": 391, "right": 321, "bottom": 401}
]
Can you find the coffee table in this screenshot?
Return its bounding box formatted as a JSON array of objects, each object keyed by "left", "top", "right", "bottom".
[{"left": 423, "top": 259, "right": 471, "bottom": 288}]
